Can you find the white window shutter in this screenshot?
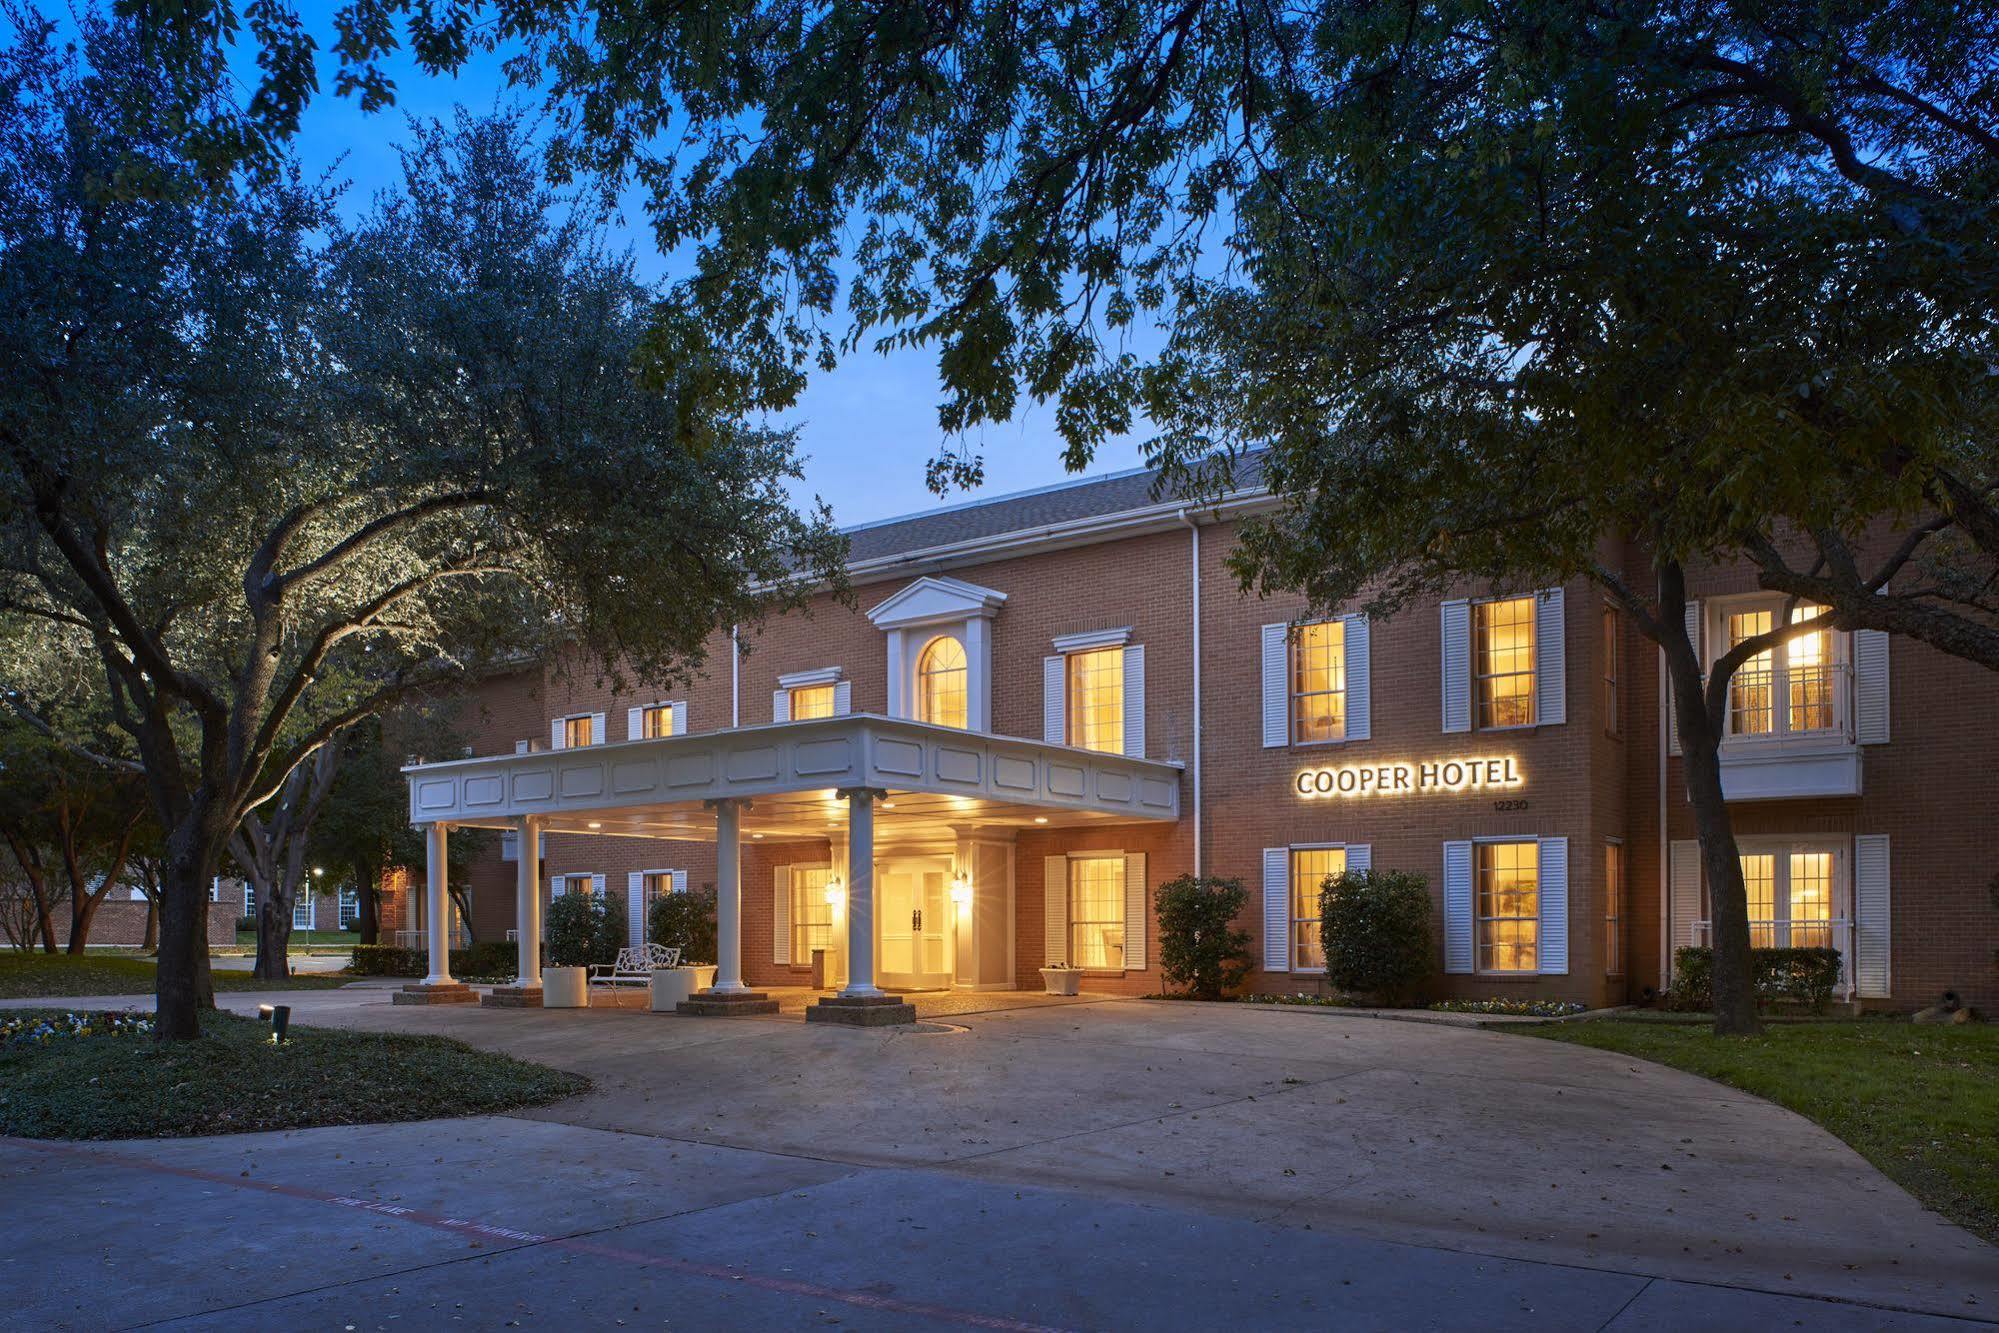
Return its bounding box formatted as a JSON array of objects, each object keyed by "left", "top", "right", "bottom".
[
  {"left": 1669, "top": 600, "right": 1700, "bottom": 756},
  {"left": 1537, "top": 836, "right": 1569, "bottom": 974},
  {"left": 551, "top": 875, "right": 567, "bottom": 899},
  {"left": 772, "top": 866, "right": 791, "bottom": 964},
  {"left": 1342, "top": 614, "right": 1371, "bottom": 741},
  {"left": 1440, "top": 601, "right": 1471, "bottom": 733},
  {"left": 833, "top": 679, "right": 853, "bottom": 716},
  {"left": 1853, "top": 834, "right": 1890, "bottom": 998},
  {"left": 514, "top": 739, "right": 531, "bottom": 755},
  {"left": 1262, "top": 847, "right": 1290, "bottom": 971},
  {"left": 501, "top": 831, "right": 518, "bottom": 862},
  {"left": 626, "top": 706, "right": 642, "bottom": 741},
  {"left": 1121, "top": 645, "right": 1145, "bottom": 757},
  {"left": 1854, "top": 630, "right": 1890, "bottom": 745},
  {"left": 1345, "top": 843, "right": 1372, "bottom": 875},
  {"left": 1535, "top": 588, "right": 1565, "bottom": 726},
  {"left": 672, "top": 869, "right": 687, "bottom": 894},
  {"left": 1260, "top": 623, "right": 1289, "bottom": 748},
  {"left": 1043, "top": 656, "right": 1066, "bottom": 744},
  {"left": 1668, "top": 840, "right": 1702, "bottom": 983},
  {"left": 550, "top": 718, "right": 566, "bottom": 751},
  {"left": 1122, "top": 852, "right": 1147, "bottom": 971},
  {"left": 589, "top": 712, "right": 606, "bottom": 745},
  {"left": 627, "top": 871, "right": 645, "bottom": 945},
  {"left": 590, "top": 872, "right": 606, "bottom": 897},
  {"left": 772, "top": 689, "right": 790, "bottom": 723},
  {"left": 671, "top": 701, "right": 687, "bottom": 736},
  {"left": 1043, "top": 855, "right": 1070, "bottom": 964},
  {"left": 1443, "top": 841, "right": 1473, "bottom": 973}
]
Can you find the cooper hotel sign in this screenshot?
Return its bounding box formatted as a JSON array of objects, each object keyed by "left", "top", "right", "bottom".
[{"left": 1295, "top": 756, "right": 1523, "bottom": 800}]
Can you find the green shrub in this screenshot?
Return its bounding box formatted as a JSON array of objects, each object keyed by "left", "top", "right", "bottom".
[
  {"left": 454, "top": 941, "right": 519, "bottom": 979},
  {"left": 545, "top": 893, "right": 623, "bottom": 968},
  {"left": 349, "top": 942, "right": 532, "bottom": 979},
  {"left": 1154, "top": 874, "right": 1252, "bottom": 1000},
  {"left": 1320, "top": 868, "right": 1432, "bottom": 1003},
  {"left": 647, "top": 885, "right": 718, "bottom": 964},
  {"left": 1670, "top": 945, "right": 1844, "bottom": 1013}
]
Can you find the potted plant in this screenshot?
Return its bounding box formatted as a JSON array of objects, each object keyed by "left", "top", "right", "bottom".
[
  {"left": 544, "top": 893, "right": 615, "bottom": 1007},
  {"left": 1039, "top": 959, "right": 1083, "bottom": 995},
  {"left": 647, "top": 887, "right": 720, "bottom": 1009}
]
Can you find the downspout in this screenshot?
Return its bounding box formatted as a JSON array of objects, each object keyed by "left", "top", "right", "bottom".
[
  {"left": 730, "top": 624, "right": 740, "bottom": 729},
  {"left": 1180, "top": 510, "right": 1203, "bottom": 877},
  {"left": 1658, "top": 638, "right": 1670, "bottom": 991}
]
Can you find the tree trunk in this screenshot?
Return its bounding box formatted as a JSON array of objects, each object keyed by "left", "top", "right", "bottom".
[
  {"left": 142, "top": 891, "right": 158, "bottom": 952},
  {"left": 154, "top": 848, "right": 216, "bottom": 1040},
  {"left": 254, "top": 894, "right": 292, "bottom": 981},
  {"left": 357, "top": 859, "right": 381, "bottom": 946}
]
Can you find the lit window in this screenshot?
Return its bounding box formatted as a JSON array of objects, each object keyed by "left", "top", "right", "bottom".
[
  {"left": 1604, "top": 842, "right": 1625, "bottom": 977},
  {"left": 1474, "top": 598, "right": 1536, "bottom": 729},
  {"left": 1291, "top": 621, "right": 1346, "bottom": 744},
  {"left": 1068, "top": 855, "right": 1126, "bottom": 968},
  {"left": 1788, "top": 852, "right": 1833, "bottom": 949},
  {"left": 1067, "top": 647, "right": 1124, "bottom": 753},
  {"left": 790, "top": 865, "right": 834, "bottom": 964},
  {"left": 639, "top": 705, "right": 674, "bottom": 739},
  {"left": 1726, "top": 846, "right": 1839, "bottom": 950},
  {"left": 1601, "top": 606, "right": 1621, "bottom": 737},
  {"left": 562, "top": 714, "right": 595, "bottom": 748},
  {"left": 338, "top": 888, "right": 360, "bottom": 931},
  {"left": 1739, "top": 852, "right": 1777, "bottom": 947},
  {"left": 1725, "top": 601, "right": 1835, "bottom": 737},
  {"left": 1476, "top": 841, "right": 1538, "bottom": 972},
  {"left": 916, "top": 636, "right": 968, "bottom": 729},
  {"left": 789, "top": 684, "right": 836, "bottom": 720},
  {"left": 1290, "top": 846, "right": 1347, "bottom": 971}
]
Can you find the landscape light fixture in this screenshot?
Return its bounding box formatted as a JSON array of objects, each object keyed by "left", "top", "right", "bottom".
[{"left": 257, "top": 1003, "right": 292, "bottom": 1045}]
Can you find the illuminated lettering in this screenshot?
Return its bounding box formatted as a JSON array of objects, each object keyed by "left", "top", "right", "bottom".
[{"left": 1294, "top": 756, "right": 1524, "bottom": 800}]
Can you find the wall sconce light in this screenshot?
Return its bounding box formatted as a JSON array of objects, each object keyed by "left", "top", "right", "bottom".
[
  {"left": 824, "top": 876, "right": 845, "bottom": 908},
  {"left": 949, "top": 875, "right": 972, "bottom": 908}
]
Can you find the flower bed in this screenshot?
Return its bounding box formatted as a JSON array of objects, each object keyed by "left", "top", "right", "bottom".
[
  {"left": 1242, "top": 992, "right": 1357, "bottom": 1008},
  {"left": 1428, "top": 998, "right": 1587, "bottom": 1018},
  {"left": 1, "top": 1009, "right": 154, "bottom": 1048}
]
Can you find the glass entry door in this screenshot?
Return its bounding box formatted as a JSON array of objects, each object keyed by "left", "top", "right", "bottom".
[{"left": 877, "top": 857, "right": 953, "bottom": 990}]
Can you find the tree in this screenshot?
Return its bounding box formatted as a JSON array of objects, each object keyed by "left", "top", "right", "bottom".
[
  {"left": 228, "top": 739, "right": 340, "bottom": 979},
  {"left": 310, "top": 706, "right": 450, "bottom": 946},
  {"left": 0, "top": 718, "right": 147, "bottom": 952},
  {"left": 0, "top": 17, "right": 844, "bottom": 1038}
]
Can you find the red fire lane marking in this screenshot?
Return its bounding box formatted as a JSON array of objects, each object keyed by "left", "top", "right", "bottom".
[{"left": 8, "top": 1138, "right": 1069, "bottom": 1333}]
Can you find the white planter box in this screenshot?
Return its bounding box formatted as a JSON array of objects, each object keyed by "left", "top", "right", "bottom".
[
  {"left": 1039, "top": 967, "right": 1083, "bottom": 996},
  {"left": 648, "top": 965, "right": 720, "bottom": 1010},
  {"left": 543, "top": 966, "right": 589, "bottom": 1008}
]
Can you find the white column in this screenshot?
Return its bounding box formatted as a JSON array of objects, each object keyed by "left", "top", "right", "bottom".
[
  {"left": 841, "top": 788, "right": 883, "bottom": 998},
  {"left": 515, "top": 815, "right": 542, "bottom": 987},
  {"left": 710, "top": 799, "right": 749, "bottom": 994},
  {"left": 424, "top": 822, "right": 452, "bottom": 986}
]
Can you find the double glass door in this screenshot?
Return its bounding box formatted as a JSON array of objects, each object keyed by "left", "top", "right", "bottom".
[{"left": 877, "top": 857, "right": 952, "bottom": 990}]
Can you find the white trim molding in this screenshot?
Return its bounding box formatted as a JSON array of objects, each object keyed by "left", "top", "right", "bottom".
[{"left": 1051, "top": 626, "right": 1132, "bottom": 654}]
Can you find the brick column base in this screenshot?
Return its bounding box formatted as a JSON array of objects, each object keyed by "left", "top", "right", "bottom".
[
  {"left": 806, "top": 994, "right": 917, "bottom": 1027},
  {"left": 676, "top": 989, "right": 780, "bottom": 1017},
  {"left": 392, "top": 982, "right": 478, "bottom": 1006},
  {"left": 481, "top": 986, "right": 543, "bottom": 1008}
]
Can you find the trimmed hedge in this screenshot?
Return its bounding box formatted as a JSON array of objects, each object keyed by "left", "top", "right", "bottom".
[
  {"left": 546, "top": 893, "right": 624, "bottom": 968},
  {"left": 349, "top": 941, "right": 526, "bottom": 978},
  {"left": 1670, "top": 945, "right": 1843, "bottom": 1014},
  {"left": 1320, "top": 868, "right": 1433, "bottom": 1003},
  {"left": 648, "top": 886, "right": 718, "bottom": 964},
  {"left": 1155, "top": 874, "right": 1253, "bottom": 1000}
]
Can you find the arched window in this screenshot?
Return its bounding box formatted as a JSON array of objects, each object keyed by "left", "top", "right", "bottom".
[{"left": 916, "top": 635, "right": 968, "bottom": 729}]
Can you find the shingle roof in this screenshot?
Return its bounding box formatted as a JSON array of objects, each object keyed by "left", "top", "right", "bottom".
[{"left": 842, "top": 456, "right": 1261, "bottom": 565}]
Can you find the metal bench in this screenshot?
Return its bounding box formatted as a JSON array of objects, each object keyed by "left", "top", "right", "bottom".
[{"left": 588, "top": 943, "right": 680, "bottom": 991}]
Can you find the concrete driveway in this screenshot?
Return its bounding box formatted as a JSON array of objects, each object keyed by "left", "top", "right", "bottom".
[{"left": 3, "top": 987, "right": 1993, "bottom": 1330}]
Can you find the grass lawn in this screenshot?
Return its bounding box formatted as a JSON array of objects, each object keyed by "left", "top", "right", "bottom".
[
  {"left": 234, "top": 929, "right": 360, "bottom": 951},
  {"left": 0, "top": 1008, "right": 588, "bottom": 1138},
  {"left": 1522, "top": 1017, "right": 1999, "bottom": 1245},
  {"left": 0, "top": 953, "right": 353, "bottom": 999}
]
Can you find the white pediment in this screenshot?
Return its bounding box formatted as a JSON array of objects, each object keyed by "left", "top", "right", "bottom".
[{"left": 866, "top": 575, "right": 1008, "bottom": 629}]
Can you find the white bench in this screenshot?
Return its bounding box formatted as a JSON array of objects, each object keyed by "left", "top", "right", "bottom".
[{"left": 588, "top": 943, "right": 680, "bottom": 991}]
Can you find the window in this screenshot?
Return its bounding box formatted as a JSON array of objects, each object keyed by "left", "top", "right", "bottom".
[
  {"left": 1725, "top": 601, "right": 1835, "bottom": 738},
  {"left": 292, "top": 894, "right": 313, "bottom": 930},
  {"left": 1604, "top": 842, "right": 1625, "bottom": 977},
  {"left": 790, "top": 865, "right": 834, "bottom": 964},
  {"left": 243, "top": 884, "right": 256, "bottom": 915},
  {"left": 558, "top": 873, "right": 594, "bottom": 897},
  {"left": 338, "top": 888, "right": 359, "bottom": 931},
  {"left": 562, "top": 714, "right": 595, "bottom": 748},
  {"left": 1789, "top": 851, "right": 1834, "bottom": 949},
  {"left": 639, "top": 704, "right": 674, "bottom": 739},
  {"left": 1067, "top": 647, "right": 1124, "bottom": 753},
  {"left": 1068, "top": 855, "right": 1126, "bottom": 968},
  {"left": 1727, "top": 846, "right": 1838, "bottom": 950},
  {"left": 916, "top": 636, "right": 968, "bottom": 729},
  {"left": 1601, "top": 606, "right": 1621, "bottom": 737},
  {"left": 1290, "top": 847, "right": 1347, "bottom": 971},
  {"left": 1291, "top": 621, "right": 1347, "bottom": 744},
  {"left": 1740, "top": 852, "right": 1777, "bottom": 947},
  {"left": 789, "top": 684, "right": 836, "bottom": 720},
  {"left": 1474, "top": 597, "right": 1536, "bottom": 729},
  {"left": 1476, "top": 841, "right": 1539, "bottom": 972}
]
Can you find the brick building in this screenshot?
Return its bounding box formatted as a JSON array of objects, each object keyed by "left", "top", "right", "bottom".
[{"left": 400, "top": 467, "right": 1999, "bottom": 1012}]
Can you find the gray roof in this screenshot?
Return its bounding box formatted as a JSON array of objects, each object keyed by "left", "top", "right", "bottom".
[{"left": 842, "top": 456, "right": 1261, "bottom": 566}]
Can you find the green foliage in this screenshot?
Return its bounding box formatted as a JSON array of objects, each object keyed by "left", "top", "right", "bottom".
[
  {"left": 348, "top": 941, "right": 519, "bottom": 978},
  {"left": 1670, "top": 947, "right": 1845, "bottom": 1015},
  {"left": 1320, "top": 870, "right": 1433, "bottom": 1003},
  {"left": 1430, "top": 998, "right": 1587, "bottom": 1018},
  {"left": 0, "top": 953, "right": 347, "bottom": 999},
  {"left": 647, "top": 886, "right": 718, "bottom": 965},
  {"left": 544, "top": 894, "right": 623, "bottom": 969},
  {"left": 1153, "top": 874, "right": 1252, "bottom": 1000}
]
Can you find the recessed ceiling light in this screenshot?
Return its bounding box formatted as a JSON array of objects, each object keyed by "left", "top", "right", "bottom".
[
  {"left": 881, "top": 801, "right": 897, "bottom": 809},
  {"left": 752, "top": 833, "right": 765, "bottom": 840},
  {"left": 587, "top": 821, "right": 602, "bottom": 830},
  {"left": 1033, "top": 816, "right": 1049, "bottom": 824}
]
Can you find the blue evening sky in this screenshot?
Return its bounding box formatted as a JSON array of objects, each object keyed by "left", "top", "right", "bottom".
[{"left": 248, "top": 11, "right": 1153, "bottom": 529}]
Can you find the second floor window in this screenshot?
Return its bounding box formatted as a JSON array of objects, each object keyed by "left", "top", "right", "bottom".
[
  {"left": 1291, "top": 621, "right": 1346, "bottom": 744},
  {"left": 1067, "top": 647, "right": 1124, "bottom": 753},
  {"left": 917, "top": 636, "right": 968, "bottom": 728},
  {"left": 789, "top": 683, "right": 836, "bottom": 720},
  {"left": 1725, "top": 602, "right": 1835, "bottom": 737},
  {"left": 639, "top": 704, "right": 674, "bottom": 739},
  {"left": 562, "top": 714, "right": 595, "bottom": 748},
  {"left": 1474, "top": 597, "right": 1536, "bottom": 729}
]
